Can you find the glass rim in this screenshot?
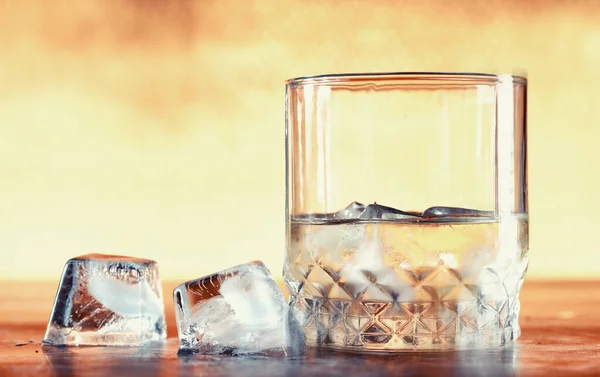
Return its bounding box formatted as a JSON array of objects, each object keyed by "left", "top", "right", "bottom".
[{"left": 285, "top": 72, "right": 527, "bottom": 86}]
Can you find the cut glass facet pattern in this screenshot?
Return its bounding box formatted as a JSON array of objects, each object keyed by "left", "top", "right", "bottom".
[
  {"left": 174, "top": 261, "right": 303, "bottom": 355},
  {"left": 288, "top": 260, "right": 527, "bottom": 351}
]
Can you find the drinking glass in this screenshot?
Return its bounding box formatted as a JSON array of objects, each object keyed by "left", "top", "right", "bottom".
[{"left": 284, "top": 72, "right": 528, "bottom": 352}]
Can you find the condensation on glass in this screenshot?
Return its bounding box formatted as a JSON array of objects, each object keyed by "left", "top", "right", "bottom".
[{"left": 284, "top": 72, "right": 528, "bottom": 352}]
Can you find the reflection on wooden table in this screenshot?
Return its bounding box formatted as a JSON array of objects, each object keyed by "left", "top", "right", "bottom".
[{"left": 0, "top": 280, "right": 599, "bottom": 376}]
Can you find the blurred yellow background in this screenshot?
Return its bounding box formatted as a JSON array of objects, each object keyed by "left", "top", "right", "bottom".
[{"left": 0, "top": 0, "right": 598, "bottom": 281}]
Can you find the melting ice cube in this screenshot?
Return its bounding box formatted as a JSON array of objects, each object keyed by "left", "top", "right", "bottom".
[
  {"left": 359, "top": 203, "right": 420, "bottom": 220},
  {"left": 422, "top": 206, "right": 494, "bottom": 218},
  {"left": 174, "top": 261, "right": 303, "bottom": 355},
  {"left": 334, "top": 202, "right": 366, "bottom": 219},
  {"left": 43, "top": 254, "right": 166, "bottom": 346}
]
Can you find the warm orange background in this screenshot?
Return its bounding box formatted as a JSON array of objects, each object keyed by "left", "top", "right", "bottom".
[{"left": 0, "top": 0, "right": 597, "bottom": 280}]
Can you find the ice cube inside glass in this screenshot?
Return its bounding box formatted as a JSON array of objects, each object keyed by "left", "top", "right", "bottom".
[
  {"left": 285, "top": 73, "right": 528, "bottom": 352},
  {"left": 174, "top": 261, "right": 302, "bottom": 355},
  {"left": 43, "top": 254, "right": 167, "bottom": 346}
]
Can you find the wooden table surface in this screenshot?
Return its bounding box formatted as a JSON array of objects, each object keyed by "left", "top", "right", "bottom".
[{"left": 0, "top": 280, "right": 599, "bottom": 376}]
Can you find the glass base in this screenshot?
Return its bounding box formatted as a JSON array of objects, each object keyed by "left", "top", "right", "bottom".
[{"left": 289, "top": 295, "right": 522, "bottom": 352}]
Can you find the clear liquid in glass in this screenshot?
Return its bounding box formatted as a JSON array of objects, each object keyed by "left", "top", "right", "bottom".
[{"left": 284, "top": 214, "right": 528, "bottom": 351}]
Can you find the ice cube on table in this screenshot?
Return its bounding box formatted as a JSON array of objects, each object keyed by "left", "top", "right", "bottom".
[
  {"left": 422, "top": 206, "right": 494, "bottom": 218},
  {"left": 174, "top": 261, "right": 303, "bottom": 356},
  {"left": 43, "top": 254, "right": 166, "bottom": 346},
  {"left": 359, "top": 203, "right": 421, "bottom": 220}
]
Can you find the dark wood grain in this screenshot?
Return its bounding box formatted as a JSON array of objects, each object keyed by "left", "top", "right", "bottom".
[{"left": 0, "top": 280, "right": 599, "bottom": 376}]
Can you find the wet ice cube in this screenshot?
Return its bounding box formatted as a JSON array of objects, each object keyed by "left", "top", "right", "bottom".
[
  {"left": 43, "top": 254, "right": 166, "bottom": 346},
  {"left": 174, "top": 261, "right": 303, "bottom": 355},
  {"left": 359, "top": 203, "right": 420, "bottom": 220},
  {"left": 334, "top": 201, "right": 366, "bottom": 219},
  {"left": 422, "top": 206, "right": 494, "bottom": 218}
]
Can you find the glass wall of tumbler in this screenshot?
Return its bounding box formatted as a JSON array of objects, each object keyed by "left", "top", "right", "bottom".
[{"left": 284, "top": 73, "right": 528, "bottom": 352}]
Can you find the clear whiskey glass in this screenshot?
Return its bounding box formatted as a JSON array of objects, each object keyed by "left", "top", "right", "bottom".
[{"left": 284, "top": 72, "right": 528, "bottom": 352}]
